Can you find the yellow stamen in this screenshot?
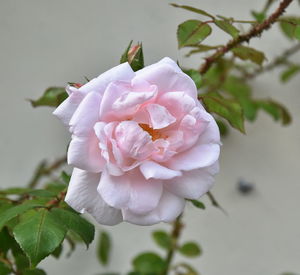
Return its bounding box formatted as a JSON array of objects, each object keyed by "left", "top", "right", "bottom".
[{"left": 139, "top": 123, "right": 162, "bottom": 141}]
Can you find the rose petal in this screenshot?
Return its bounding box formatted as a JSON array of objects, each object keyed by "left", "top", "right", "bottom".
[
  {"left": 99, "top": 82, "right": 129, "bottom": 121},
  {"left": 167, "top": 143, "right": 220, "bottom": 171},
  {"left": 69, "top": 92, "right": 101, "bottom": 136},
  {"left": 114, "top": 121, "right": 154, "bottom": 160},
  {"left": 136, "top": 57, "right": 182, "bottom": 75},
  {"left": 158, "top": 91, "right": 197, "bottom": 119},
  {"left": 53, "top": 90, "right": 85, "bottom": 126},
  {"left": 164, "top": 161, "right": 219, "bottom": 199},
  {"left": 134, "top": 59, "right": 197, "bottom": 99},
  {"left": 100, "top": 81, "right": 157, "bottom": 121},
  {"left": 98, "top": 169, "right": 163, "bottom": 215},
  {"left": 122, "top": 190, "right": 185, "bottom": 225},
  {"left": 79, "top": 62, "right": 135, "bottom": 94},
  {"left": 65, "top": 168, "right": 122, "bottom": 225},
  {"left": 146, "top": 104, "right": 176, "bottom": 129},
  {"left": 140, "top": 161, "right": 182, "bottom": 180},
  {"left": 112, "top": 88, "right": 157, "bottom": 112},
  {"left": 68, "top": 134, "right": 106, "bottom": 173},
  {"left": 196, "top": 111, "right": 221, "bottom": 145},
  {"left": 97, "top": 168, "right": 131, "bottom": 209}
]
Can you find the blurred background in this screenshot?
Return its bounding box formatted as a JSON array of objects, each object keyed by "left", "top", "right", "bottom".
[{"left": 0, "top": 0, "right": 299, "bottom": 274}]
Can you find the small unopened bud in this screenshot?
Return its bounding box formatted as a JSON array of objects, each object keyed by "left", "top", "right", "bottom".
[
  {"left": 120, "top": 41, "right": 144, "bottom": 71},
  {"left": 68, "top": 82, "right": 83, "bottom": 88},
  {"left": 127, "top": 44, "right": 142, "bottom": 63}
]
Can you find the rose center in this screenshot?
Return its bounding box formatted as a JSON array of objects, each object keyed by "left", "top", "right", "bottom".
[{"left": 139, "top": 123, "right": 162, "bottom": 141}]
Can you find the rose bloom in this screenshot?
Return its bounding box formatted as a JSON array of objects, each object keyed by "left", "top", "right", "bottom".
[{"left": 53, "top": 57, "right": 220, "bottom": 225}]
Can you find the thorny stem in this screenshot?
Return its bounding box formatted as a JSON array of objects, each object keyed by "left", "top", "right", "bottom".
[
  {"left": 28, "top": 156, "right": 67, "bottom": 188},
  {"left": 244, "top": 43, "right": 300, "bottom": 79},
  {"left": 163, "top": 215, "right": 184, "bottom": 275},
  {"left": 199, "top": 0, "right": 294, "bottom": 75}
]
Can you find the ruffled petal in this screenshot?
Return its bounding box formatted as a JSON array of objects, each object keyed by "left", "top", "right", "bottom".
[
  {"left": 112, "top": 88, "right": 157, "bottom": 113},
  {"left": 140, "top": 161, "right": 182, "bottom": 180},
  {"left": 69, "top": 92, "right": 101, "bottom": 136},
  {"left": 164, "top": 162, "right": 219, "bottom": 200},
  {"left": 158, "top": 91, "right": 197, "bottom": 119},
  {"left": 65, "top": 168, "right": 122, "bottom": 225},
  {"left": 68, "top": 134, "right": 106, "bottom": 173},
  {"left": 100, "top": 81, "right": 157, "bottom": 121},
  {"left": 135, "top": 57, "right": 182, "bottom": 75},
  {"left": 98, "top": 169, "right": 163, "bottom": 215},
  {"left": 196, "top": 110, "right": 221, "bottom": 145},
  {"left": 134, "top": 58, "right": 197, "bottom": 99},
  {"left": 146, "top": 104, "right": 176, "bottom": 129},
  {"left": 114, "top": 121, "right": 154, "bottom": 160},
  {"left": 122, "top": 190, "right": 185, "bottom": 225},
  {"left": 52, "top": 90, "right": 85, "bottom": 126},
  {"left": 166, "top": 143, "right": 220, "bottom": 171},
  {"left": 79, "top": 62, "right": 135, "bottom": 94}
]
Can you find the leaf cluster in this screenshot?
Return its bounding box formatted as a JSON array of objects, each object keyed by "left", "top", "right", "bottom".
[
  {"left": 0, "top": 172, "right": 95, "bottom": 275},
  {"left": 173, "top": 4, "right": 294, "bottom": 134}
]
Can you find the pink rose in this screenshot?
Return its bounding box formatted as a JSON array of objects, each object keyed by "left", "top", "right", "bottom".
[{"left": 53, "top": 57, "right": 220, "bottom": 225}]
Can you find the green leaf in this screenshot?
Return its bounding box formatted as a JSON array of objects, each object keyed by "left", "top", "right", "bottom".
[
  {"left": 0, "top": 227, "right": 16, "bottom": 255},
  {"left": 50, "top": 208, "right": 94, "bottom": 248},
  {"left": 177, "top": 20, "right": 212, "bottom": 48},
  {"left": 120, "top": 40, "right": 132, "bottom": 63},
  {"left": 251, "top": 11, "right": 266, "bottom": 23},
  {"left": 29, "top": 87, "right": 67, "bottom": 108},
  {"left": 222, "top": 76, "right": 257, "bottom": 121},
  {"left": 279, "top": 17, "right": 300, "bottom": 39},
  {"left": 0, "top": 187, "right": 32, "bottom": 195},
  {"left": 28, "top": 189, "right": 57, "bottom": 198},
  {"left": 0, "top": 188, "right": 57, "bottom": 199},
  {"left": 23, "top": 268, "right": 47, "bottom": 275},
  {"left": 216, "top": 119, "right": 228, "bottom": 136},
  {"left": 170, "top": 4, "right": 214, "bottom": 19},
  {"left": 295, "top": 25, "right": 300, "bottom": 40},
  {"left": 152, "top": 231, "right": 172, "bottom": 250},
  {"left": 51, "top": 243, "right": 63, "bottom": 258},
  {"left": 132, "top": 252, "right": 166, "bottom": 274},
  {"left": 232, "top": 45, "right": 265, "bottom": 65},
  {"left": 183, "top": 69, "right": 202, "bottom": 88},
  {"left": 201, "top": 93, "right": 245, "bottom": 133},
  {"left": 280, "top": 65, "right": 300, "bottom": 82},
  {"left": 179, "top": 242, "right": 202, "bottom": 257},
  {"left": 188, "top": 199, "right": 206, "bottom": 209},
  {"left": 255, "top": 99, "right": 292, "bottom": 125},
  {"left": 200, "top": 58, "right": 233, "bottom": 89},
  {"left": 185, "top": 44, "right": 220, "bottom": 57},
  {"left": 0, "top": 262, "right": 11, "bottom": 275},
  {"left": 120, "top": 41, "right": 144, "bottom": 72},
  {"left": 97, "top": 231, "right": 111, "bottom": 266},
  {"left": 0, "top": 202, "right": 44, "bottom": 231},
  {"left": 13, "top": 208, "right": 67, "bottom": 266},
  {"left": 15, "top": 253, "right": 30, "bottom": 270},
  {"left": 61, "top": 171, "right": 71, "bottom": 184},
  {"left": 214, "top": 20, "right": 240, "bottom": 38},
  {"left": 44, "top": 182, "right": 66, "bottom": 193}
]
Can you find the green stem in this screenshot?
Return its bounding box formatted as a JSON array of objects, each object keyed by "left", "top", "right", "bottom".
[
  {"left": 163, "top": 215, "right": 184, "bottom": 275},
  {"left": 28, "top": 156, "right": 67, "bottom": 188},
  {"left": 244, "top": 43, "right": 300, "bottom": 79}
]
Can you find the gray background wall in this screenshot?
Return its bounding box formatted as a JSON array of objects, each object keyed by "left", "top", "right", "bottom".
[{"left": 0, "top": 0, "right": 299, "bottom": 274}]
